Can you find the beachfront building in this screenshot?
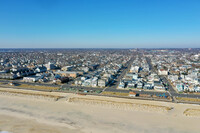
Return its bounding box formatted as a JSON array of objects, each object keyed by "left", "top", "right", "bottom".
[{"left": 23, "top": 75, "right": 41, "bottom": 82}]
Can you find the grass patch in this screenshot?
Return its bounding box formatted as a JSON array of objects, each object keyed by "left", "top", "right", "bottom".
[
  {"left": 101, "top": 91, "right": 129, "bottom": 96},
  {"left": 18, "top": 84, "right": 60, "bottom": 90},
  {"left": 68, "top": 97, "right": 172, "bottom": 112},
  {"left": 0, "top": 89, "right": 63, "bottom": 100},
  {"left": 184, "top": 108, "right": 200, "bottom": 117},
  {"left": 0, "top": 82, "right": 5, "bottom": 85},
  {"left": 176, "top": 97, "right": 200, "bottom": 102}
]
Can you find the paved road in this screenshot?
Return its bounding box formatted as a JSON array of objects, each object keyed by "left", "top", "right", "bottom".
[
  {"left": 62, "top": 84, "right": 104, "bottom": 91},
  {"left": 106, "top": 87, "right": 170, "bottom": 96},
  {"left": 146, "top": 57, "right": 154, "bottom": 73},
  {"left": 112, "top": 57, "right": 135, "bottom": 89},
  {"left": 159, "top": 75, "right": 178, "bottom": 102}
]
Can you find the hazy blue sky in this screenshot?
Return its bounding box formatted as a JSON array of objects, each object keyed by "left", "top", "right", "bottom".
[{"left": 0, "top": 0, "right": 200, "bottom": 48}]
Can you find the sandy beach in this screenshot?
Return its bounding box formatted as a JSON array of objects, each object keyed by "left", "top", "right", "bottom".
[
  {"left": 0, "top": 114, "right": 79, "bottom": 133},
  {"left": 0, "top": 88, "right": 200, "bottom": 133}
]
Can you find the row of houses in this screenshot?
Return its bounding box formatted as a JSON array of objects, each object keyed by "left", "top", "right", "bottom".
[
  {"left": 75, "top": 76, "right": 110, "bottom": 87},
  {"left": 119, "top": 56, "right": 166, "bottom": 91}
]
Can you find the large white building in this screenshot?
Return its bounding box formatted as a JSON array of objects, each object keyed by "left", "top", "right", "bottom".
[
  {"left": 23, "top": 76, "right": 41, "bottom": 82},
  {"left": 158, "top": 69, "right": 168, "bottom": 75},
  {"left": 45, "top": 62, "right": 56, "bottom": 70}
]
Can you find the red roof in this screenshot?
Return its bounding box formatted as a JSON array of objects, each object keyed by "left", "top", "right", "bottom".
[{"left": 129, "top": 92, "right": 136, "bottom": 95}]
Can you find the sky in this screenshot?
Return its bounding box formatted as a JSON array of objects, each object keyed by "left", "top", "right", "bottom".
[{"left": 0, "top": 0, "right": 200, "bottom": 48}]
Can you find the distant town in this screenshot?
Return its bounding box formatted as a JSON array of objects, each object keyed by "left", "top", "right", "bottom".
[{"left": 0, "top": 48, "right": 200, "bottom": 103}]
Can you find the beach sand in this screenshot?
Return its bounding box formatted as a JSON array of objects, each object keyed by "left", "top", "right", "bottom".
[
  {"left": 0, "top": 89, "right": 200, "bottom": 133},
  {"left": 0, "top": 114, "right": 79, "bottom": 133}
]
